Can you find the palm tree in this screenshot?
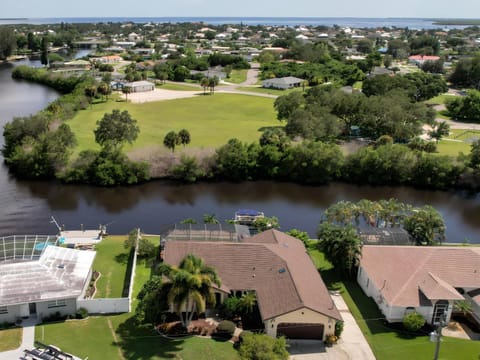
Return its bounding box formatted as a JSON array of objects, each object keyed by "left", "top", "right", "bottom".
[
  {"left": 159, "top": 254, "right": 221, "bottom": 328},
  {"left": 238, "top": 292, "right": 257, "bottom": 315},
  {"left": 200, "top": 77, "right": 209, "bottom": 95},
  {"left": 203, "top": 213, "right": 219, "bottom": 224}
]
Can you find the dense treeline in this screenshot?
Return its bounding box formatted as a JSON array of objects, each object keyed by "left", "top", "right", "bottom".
[
  {"left": 12, "top": 65, "right": 84, "bottom": 93},
  {"left": 168, "top": 134, "right": 480, "bottom": 191}
]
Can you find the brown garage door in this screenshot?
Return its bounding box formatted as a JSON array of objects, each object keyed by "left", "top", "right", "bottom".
[{"left": 277, "top": 323, "right": 324, "bottom": 340}]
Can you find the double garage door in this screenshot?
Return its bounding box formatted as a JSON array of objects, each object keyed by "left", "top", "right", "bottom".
[{"left": 277, "top": 323, "right": 324, "bottom": 340}]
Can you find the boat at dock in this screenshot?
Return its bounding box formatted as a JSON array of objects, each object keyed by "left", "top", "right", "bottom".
[{"left": 234, "top": 209, "right": 264, "bottom": 225}]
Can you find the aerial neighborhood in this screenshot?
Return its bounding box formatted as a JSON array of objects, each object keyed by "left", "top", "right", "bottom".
[{"left": 0, "top": 16, "right": 479, "bottom": 360}]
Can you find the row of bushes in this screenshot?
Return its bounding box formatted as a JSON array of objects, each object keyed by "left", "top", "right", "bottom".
[{"left": 168, "top": 138, "right": 480, "bottom": 191}]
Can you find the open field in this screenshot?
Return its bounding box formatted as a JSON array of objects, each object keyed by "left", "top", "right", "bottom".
[
  {"left": 68, "top": 93, "right": 277, "bottom": 154},
  {"left": 0, "top": 327, "right": 22, "bottom": 352},
  {"left": 308, "top": 248, "right": 480, "bottom": 360},
  {"left": 92, "top": 235, "right": 131, "bottom": 298}
]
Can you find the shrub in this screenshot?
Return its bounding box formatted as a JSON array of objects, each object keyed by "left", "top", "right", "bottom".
[
  {"left": 334, "top": 321, "right": 344, "bottom": 338},
  {"left": 75, "top": 307, "right": 89, "bottom": 319},
  {"left": 215, "top": 320, "right": 236, "bottom": 339},
  {"left": 238, "top": 332, "right": 289, "bottom": 360},
  {"left": 403, "top": 312, "right": 426, "bottom": 332},
  {"left": 324, "top": 334, "right": 338, "bottom": 346}
]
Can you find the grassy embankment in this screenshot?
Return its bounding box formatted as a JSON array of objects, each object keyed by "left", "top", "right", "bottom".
[
  {"left": 68, "top": 93, "right": 278, "bottom": 156},
  {"left": 35, "top": 236, "right": 239, "bottom": 360},
  {"left": 308, "top": 247, "right": 480, "bottom": 360}
]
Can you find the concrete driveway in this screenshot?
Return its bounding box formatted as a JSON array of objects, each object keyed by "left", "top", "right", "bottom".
[{"left": 288, "top": 293, "right": 376, "bottom": 360}]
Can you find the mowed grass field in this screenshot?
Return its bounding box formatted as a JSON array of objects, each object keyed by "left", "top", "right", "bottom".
[
  {"left": 0, "top": 327, "right": 22, "bottom": 352},
  {"left": 68, "top": 93, "right": 278, "bottom": 155},
  {"left": 437, "top": 129, "right": 480, "bottom": 156}
]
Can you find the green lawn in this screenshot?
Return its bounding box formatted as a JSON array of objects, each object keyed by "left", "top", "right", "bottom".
[
  {"left": 227, "top": 69, "right": 248, "bottom": 84},
  {"left": 436, "top": 129, "right": 479, "bottom": 156},
  {"left": 68, "top": 94, "right": 277, "bottom": 154},
  {"left": 93, "top": 236, "right": 131, "bottom": 298},
  {"left": 0, "top": 327, "right": 22, "bottom": 351},
  {"left": 308, "top": 248, "right": 480, "bottom": 360},
  {"left": 34, "top": 237, "right": 239, "bottom": 360},
  {"left": 157, "top": 83, "right": 201, "bottom": 91}
]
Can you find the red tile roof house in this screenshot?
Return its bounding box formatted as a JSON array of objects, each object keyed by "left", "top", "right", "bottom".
[
  {"left": 357, "top": 246, "right": 480, "bottom": 326},
  {"left": 163, "top": 229, "right": 341, "bottom": 340},
  {"left": 408, "top": 55, "right": 441, "bottom": 66}
]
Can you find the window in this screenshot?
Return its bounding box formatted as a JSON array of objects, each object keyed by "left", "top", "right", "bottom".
[
  {"left": 47, "top": 299, "right": 66, "bottom": 309},
  {"left": 432, "top": 300, "right": 449, "bottom": 324},
  {"left": 0, "top": 306, "right": 7, "bottom": 314}
]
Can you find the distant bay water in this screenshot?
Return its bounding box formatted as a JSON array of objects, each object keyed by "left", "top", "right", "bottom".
[{"left": 0, "top": 17, "right": 471, "bottom": 29}]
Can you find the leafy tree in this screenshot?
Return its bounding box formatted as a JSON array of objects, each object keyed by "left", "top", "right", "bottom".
[
  {"left": 470, "top": 140, "right": 480, "bottom": 168},
  {"left": 124, "top": 228, "right": 156, "bottom": 258},
  {"left": 403, "top": 205, "right": 446, "bottom": 245},
  {"left": 383, "top": 54, "right": 393, "bottom": 69},
  {"left": 449, "top": 54, "right": 480, "bottom": 88},
  {"left": 0, "top": 26, "right": 17, "bottom": 60},
  {"left": 238, "top": 333, "right": 289, "bottom": 360},
  {"left": 317, "top": 222, "right": 362, "bottom": 276},
  {"left": 94, "top": 109, "right": 139, "bottom": 149},
  {"left": 40, "top": 36, "right": 49, "bottom": 66},
  {"left": 170, "top": 155, "right": 204, "bottom": 183},
  {"left": 274, "top": 91, "right": 305, "bottom": 121},
  {"left": 97, "top": 82, "right": 112, "bottom": 101},
  {"left": 163, "top": 131, "right": 179, "bottom": 152},
  {"left": 135, "top": 276, "right": 169, "bottom": 325},
  {"left": 253, "top": 216, "right": 280, "bottom": 232},
  {"left": 178, "top": 129, "right": 191, "bottom": 148},
  {"left": 286, "top": 229, "right": 310, "bottom": 245},
  {"left": 180, "top": 218, "right": 198, "bottom": 224},
  {"left": 158, "top": 254, "right": 221, "bottom": 327},
  {"left": 259, "top": 128, "right": 290, "bottom": 151},
  {"left": 356, "top": 38, "right": 373, "bottom": 54},
  {"left": 446, "top": 90, "right": 480, "bottom": 123},
  {"left": 214, "top": 138, "right": 251, "bottom": 181}
]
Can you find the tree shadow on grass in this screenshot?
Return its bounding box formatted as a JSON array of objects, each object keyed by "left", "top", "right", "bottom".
[
  {"left": 117, "top": 316, "right": 185, "bottom": 360},
  {"left": 115, "top": 253, "right": 129, "bottom": 264},
  {"left": 257, "top": 125, "right": 285, "bottom": 133}
]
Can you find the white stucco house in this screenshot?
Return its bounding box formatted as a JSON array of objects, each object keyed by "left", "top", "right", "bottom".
[
  {"left": 125, "top": 80, "right": 155, "bottom": 93},
  {"left": 0, "top": 244, "right": 95, "bottom": 323},
  {"left": 357, "top": 245, "right": 480, "bottom": 326},
  {"left": 163, "top": 229, "right": 341, "bottom": 340},
  {"left": 262, "top": 76, "right": 304, "bottom": 90}
]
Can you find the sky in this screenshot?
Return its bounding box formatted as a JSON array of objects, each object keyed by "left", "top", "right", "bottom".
[{"left": 1, "top": 0, "right": 480, "bottom": 19}]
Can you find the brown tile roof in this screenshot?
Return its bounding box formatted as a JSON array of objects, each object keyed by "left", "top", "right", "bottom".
[
  {"left": 360, "top": 246, "right": 480, "bottom": 307},
  {"left": 163, "top": 229, "right": 340, "bottom": 321}
]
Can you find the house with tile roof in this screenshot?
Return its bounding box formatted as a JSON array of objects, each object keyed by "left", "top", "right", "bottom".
[
  {"left": 163, "top": 229, "right": 341, "bottom": 340},
  {"left": 358, "top": 246, "right": 480, "bottom": 325}
]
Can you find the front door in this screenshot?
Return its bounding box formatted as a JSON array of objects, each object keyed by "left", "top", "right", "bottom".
[
  {"left": 432, "top": 300, "right": 449, "bottom": 324},
  {"left": 29, "top": 303, "right": 37, "bottom": 315}
]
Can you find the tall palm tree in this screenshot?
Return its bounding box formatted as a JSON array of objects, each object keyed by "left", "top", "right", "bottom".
[{"left": 159, "top": 254, "right": 221, "bottom": 327}]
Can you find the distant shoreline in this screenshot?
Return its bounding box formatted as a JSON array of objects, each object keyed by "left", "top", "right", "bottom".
[
  {"left": 433, "top": 18, "right": 480, "bottom": 26},
  {"left": 0, "top": 17, "right": 471, "bottom": 29}
]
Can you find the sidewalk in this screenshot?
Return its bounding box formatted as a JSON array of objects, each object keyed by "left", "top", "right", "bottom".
[
  {"left": 331, "top": 293, "right": 376, "bottom": 360},
  {"left": 0, "top": 316, "right": 37, "bottom": 360}
]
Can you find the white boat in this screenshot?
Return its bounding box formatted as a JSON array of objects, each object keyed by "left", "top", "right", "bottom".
[{"left": 234, "top": 209, "right": 264, "bottom": 225}]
